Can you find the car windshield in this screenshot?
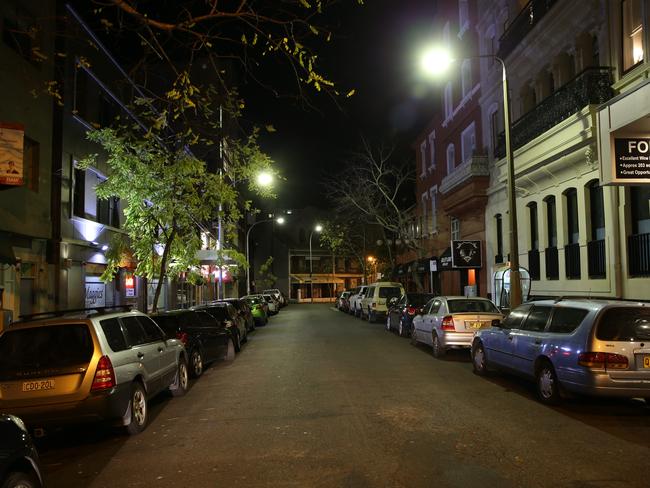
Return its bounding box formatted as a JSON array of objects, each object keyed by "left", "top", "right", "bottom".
[
  {"left": 0, "top": 324, "right": 94, "bottom": 375},
  {"left": 447, "top": 299, "right": 499, "bottom": 314},
  {"left": 408, "top": 294, "right": 434, "bottom": 306},
  {"left": 596, "top": 307, "right": 650, "bottom": 341},
  {"left": 379, "top": 287, "right": 402, "bottom": 298}
]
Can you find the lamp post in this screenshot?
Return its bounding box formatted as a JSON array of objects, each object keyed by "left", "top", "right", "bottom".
[
  {"left": 420, "top": 48, "right": 521, "bottom": 309},
  {"left": 309, "top": 224, "right": 323, "bottom": 304},
  {"left": 246, "top": 216, "right": 285, "bottom": 295}
]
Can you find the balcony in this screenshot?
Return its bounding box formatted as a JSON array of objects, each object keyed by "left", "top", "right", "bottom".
[
  {"left": 565, "top": 243, "right": 581, "bottom": 279},
  {"left": 439, "top": 156, "right": 489, "bottom": 195},
  {"left": 495, "top": 67, "right": 613, "bottom": 159},
  {"left": 628, "top": 233, "right": 650, "bottom": 277},
  {"left": 545, "top": 246, "right": 559, "bottom": 280},
  {"left": 497, "top": 0, "right": 558, "bottom": 60},
  {"left": 587, "top": 239, "right": 606, "bottom": 278},
  {"left": 528, "top": 249, "right": 540, "bottom": 280}
]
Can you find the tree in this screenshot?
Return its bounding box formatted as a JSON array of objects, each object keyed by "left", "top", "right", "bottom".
[{"left": 256, "top": 256, "right": 278, "bottom": 291}]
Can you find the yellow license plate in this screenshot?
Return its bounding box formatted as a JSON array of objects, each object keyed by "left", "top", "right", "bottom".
[
  {"left": 644, "top": 356, "right": 650, "bottom": 369},
  {"left": 470, "top": 322, "right": 482, "bottom": 329},
  {"left": 22, "top": 379, "right": 56, "bottom": 392}
]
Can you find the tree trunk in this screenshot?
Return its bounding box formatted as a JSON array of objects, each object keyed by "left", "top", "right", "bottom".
[{"left": 152, "top": 228, "right": 176, "bottom": 313}]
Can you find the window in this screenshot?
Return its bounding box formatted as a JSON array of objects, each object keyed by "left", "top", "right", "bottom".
[
  {"left": 444, "top": 82, "right": 453, "bottom": 119},
  {"left": 495, "top": 214, "right": 503, "bottom": 259},
  {"left": 565, "top": 188, "right": 579, "bottom": 244},
  {"left": 522, "top": 306, "right": 552, "bottom": 332},
  {"left": 548, "top": 307, "right": 588, "bottom": 334},
  {"left": 545, "top": 196, "right": 557, "bottom": 247},
  {"left": 597, "top": 307, "right": 650, "bottom": 341},
  {"left": 528, "top": 203, "right": 539, "bottom": 250},
  {"left": 588, "top": 181, "right": 605, "bottom": 241},
  {"left": 489, "top": 107, "right": 500, "bottom": 156},
  {"left": 458, "top": 0, "right": 469, "bottom": 34},
  {"left": 622, "top": 0, "right": 644, "bottom": 71},
  {"left": 121, "top": 317, "right": 148, "bottom": 346},
  {"left": 420, "top": 141, "right": 427, "bottom": 177},
  {"left": 630, "top": 185, "right": 650, "bottom": 234},
  {"left": 428, "top": 131, "right": 436, "bottom": 171},
  {"left": 461, "top": 60, "right": 472, "bottom": 97},
  {"left": 23, "top": 136, "right": 39, "bottom": 191},
  {"left": 451, "top": 217, "right": 460, "bottom": 241},
  {"left": 500, "top": 305, "right": 532, "bottom": 329},
  {"left": 72, "top": 165, "right": 120, "bottom": 228},
  {"left": 138, "top": 316, "right": 164, "bottom": 343},
  {"left": 461, "top": 122, "right": 476, "bottom": 164},
  {"left": 446, "top": 144, "right": 455, "bottom": 174},
  {"left": 430, "top": 186, "right": 438, "bottom": 232},
  {"left": 421, "top": 192, "right": 429, "bottom": 234},
  {"left": 429, "top": 299, "right": 442, "bottom": 314},
  {"left": 100, "top": 318, "right": 128, "bottom": 352}
]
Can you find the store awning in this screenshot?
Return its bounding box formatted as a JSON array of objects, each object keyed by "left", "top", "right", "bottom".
[
  {"left": 290, "top": 274, "right": 345, "bottom": 285},
  {"left": 0, "top": 236, "right": 16, "bottom": 265}
]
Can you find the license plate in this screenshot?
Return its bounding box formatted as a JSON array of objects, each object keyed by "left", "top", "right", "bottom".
[
  {"left": 644, "top": 356, "right": 650, "bottom": 369},
  {"left": 22, "top": 379, "right": 56, "bottom": 392},
  {"left": 469, "top": 321, "right": 482, "bottom": 329}
]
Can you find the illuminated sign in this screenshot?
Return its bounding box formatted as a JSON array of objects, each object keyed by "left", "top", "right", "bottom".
[
  {"left": 0, "top": 123, "right": 24, "bottom": 186},
  {"left": 451, "top": 240, "right": 482, "bottom": 268},
  {"left": 125, "top": 275, "right": 136, "bottom": 297},
  {"left": 613, "top": 138, "right": 650, "bottom": 180}
]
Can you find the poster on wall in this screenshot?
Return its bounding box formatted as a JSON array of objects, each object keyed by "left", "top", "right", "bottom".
[
  {"left": 451, "top": 240, "right": 482, "bottom": 268},
  {"left": 0, "top": 122, "right": 24, "bottom": 186},
  {"left": 85, "top": 281, "right": 106, "bottom": 308},
  {"left": 613, "top": 138, "right": 650, "bottom": 180}
]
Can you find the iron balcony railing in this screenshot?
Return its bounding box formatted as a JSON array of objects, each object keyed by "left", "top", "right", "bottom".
[
  {"left": 497, "top": 0, "right": 558, "bottom": 60},
  {"left": 628, "top": 233, "right": 650, "bottom": 277},
  {"left": 545, "top": 246, "right": 559, "bottom": 280},
  {"left": 565, "top": 243, "right": 581, "bottom": 279},
  {"left": 528, "top": 249, "right": 540, "bottom": 280},
  {"left": 495, "top": 67, "right": 613, "bottom": 159},
  {"left": 587, "top": 239, "right": 606, "bottom": 278}
]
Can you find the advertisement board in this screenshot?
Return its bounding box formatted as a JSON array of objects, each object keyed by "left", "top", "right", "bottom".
[
  {"left": 451, "top": 240, "right": 482, "bottom": 268},
  {"left": 0, "top": 122, "right": 24, "bottom": 186}
]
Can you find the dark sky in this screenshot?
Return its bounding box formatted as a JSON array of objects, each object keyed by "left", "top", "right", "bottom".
[{"left": 243, "top": 0, "right": 440, "bottom": 211}]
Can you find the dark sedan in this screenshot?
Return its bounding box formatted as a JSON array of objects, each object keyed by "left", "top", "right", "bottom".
[
  {"left": 0, "top": 414, "right": 43, "bottom": 488},
  {"left": 221, "top": 298, "right": 255, "bottom": 332},
  {"left": 195, "top": 302, "right": 248, "bottom": 352},
  {"left": 386, "top": 293, "right": 435, "bottom": 337},
  {"left": 151, "top": 309, "right": 234, "bottom": 378}
]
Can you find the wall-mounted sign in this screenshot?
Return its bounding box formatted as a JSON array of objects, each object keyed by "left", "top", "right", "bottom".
[
  {"left": 85, "top": 281, "right": 106, "bottom": 307},
  {"left": 451, "top": 240, "right": 482, "bottom": 268},
  {"left": 440, "top": 248, "right": 453, "bottom": 271},
  {"left": 0, "top": 123, "right": 24, "bottom": 186},
  {"left": 125, "top": 275, "right": 136, "bottom": 298},
  {"left": 613, "top": 138, "right": 650, "bottom": 180},
  {"left": 429, "top": 259, "right": 438, "bottom": 272}
]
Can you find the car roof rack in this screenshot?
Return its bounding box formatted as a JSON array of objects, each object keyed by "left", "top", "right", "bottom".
[{"left": 17, "top": 305, "right": 134, "bottom": 322}]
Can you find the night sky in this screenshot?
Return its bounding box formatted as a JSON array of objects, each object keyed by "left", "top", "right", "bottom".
[{"left": 243, "top": 0, "right": 440, "bottom": 211}]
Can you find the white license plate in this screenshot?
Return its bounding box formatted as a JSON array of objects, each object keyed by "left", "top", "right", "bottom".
[
  {"left": 22, "top": 379, "right": 56, "bottom": 392},
  {"left": 644, "top": 356, "right": 650, "bottom": 369}
]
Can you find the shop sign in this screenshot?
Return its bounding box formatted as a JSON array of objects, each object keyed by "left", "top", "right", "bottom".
[
  {"left": 125, "top": 275, "right": 136, "bottom": 298},
  {"left": 429, "top": 259, "right": 437, "bottom": 272},
  {"left": 85, "top": 281, "right": 106, "bottom": 307},
  {"left": 0, "top": 123, "right": 24, "bottom": 186},
  {"left": 451, "top": 240, "right": 482, "bottom": 268},
  {"left": 440, "top": 248, "right": 453, "bottom": 270},
  {"left": 613, "top": 138, "right": 650, "bottom": 180}
]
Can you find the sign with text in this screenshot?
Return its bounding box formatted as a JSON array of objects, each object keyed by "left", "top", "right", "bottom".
[
  {"left": 0, "top": 123, "right": 24, "bottom": 186},
  {"left": 85, "top": 281, "right": 106, "bottom": 308},
  {"left": 451, "top": 240, "right": 482, "bottom": 268},
  {"left": 125, "top": 275, "right": 136, "bottom": 298},
  {"left": 614, "top": 138, "right": 650, "bottom": 180}
]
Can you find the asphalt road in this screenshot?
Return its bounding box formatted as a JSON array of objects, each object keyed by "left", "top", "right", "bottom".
[{"left": 38, "top": 304, "right": 650, "bottom": 488}]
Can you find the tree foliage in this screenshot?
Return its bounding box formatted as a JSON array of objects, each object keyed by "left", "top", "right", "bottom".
[{"left": 256, "top": 256, "right": 277, "bottom": 290}]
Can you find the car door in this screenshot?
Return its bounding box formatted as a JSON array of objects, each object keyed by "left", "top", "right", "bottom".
[
  {"left": 421, "top": 299, "right": 442, "bottom": 345},
  {"left": 138, "top": 315, "right": 176, "bottom": 388},
  {"left": 509, "top": 305, "right": 553, "bottom": 376},
  {"left": 196, "top": 310, "right": 228, "bottom": 361},
  {"left": 412, "top": 299, "right": 434, "bottom": 343},
  {"left": 121, "top": 316, "right": 162, "bottom": 393},
  {"left": 484, "top": 304, "right": 532, "bottom": 368}
]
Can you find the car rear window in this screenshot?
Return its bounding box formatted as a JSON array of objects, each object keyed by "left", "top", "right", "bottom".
[
  {"left": 100, "top": 318, "right": 128, "bottom": 352},
  {"left": 0, "top": 324, "right": 94, "bottom": 374},
  {"left": 448, "top": 299, "right": 499, "bottom": 314},
  {"left": 596, "top": 307, "right": 650, "bottom": 341},
  {"left": 547, "top": 307, "right": 589, "bottom": 334},
  {"left": 379, "top": 287, "right": 402, "bottom": 298}
]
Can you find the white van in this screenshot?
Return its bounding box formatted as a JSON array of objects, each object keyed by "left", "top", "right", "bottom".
[{"left": 360, "top": 282, "right": 405, "bottom": 323}]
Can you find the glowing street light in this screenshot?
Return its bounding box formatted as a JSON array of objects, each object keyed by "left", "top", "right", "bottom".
[
  {"left": 419, "top": 46, "right": 522, "bottom": 309},
  {"left": 309, "top": 224, "right": 323, "bottom": 303},
  {"left": 256, "top": 171, "right": 273, "bottom": 187}
]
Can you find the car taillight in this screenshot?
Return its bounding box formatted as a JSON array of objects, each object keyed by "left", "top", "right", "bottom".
[
  {"left": 441, "top": 316, "right": 455, "bottom": 331},
  {"left": 578, "top": 352, "right": 629, "bottom": 370},
  {"left": 176, "top": 331, "right": 189, "bottom": 345},
  {"left": 91, "top": 355, "right": 116, "bottom": 391},
  {"left": 407, "top": 306, "right": 417, "bottom": 315}
]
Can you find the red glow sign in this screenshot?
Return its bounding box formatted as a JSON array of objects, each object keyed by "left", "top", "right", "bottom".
[{"left": 125, "top": 275, "right": 136, "bottom": 297}]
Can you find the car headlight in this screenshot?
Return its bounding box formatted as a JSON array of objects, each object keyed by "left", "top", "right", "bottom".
[{"left": 8, "top": 414, "right": 28, "bottom": 433}]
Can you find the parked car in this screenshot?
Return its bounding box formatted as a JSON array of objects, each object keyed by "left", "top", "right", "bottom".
[
  {"left": 195, "top": 302, "right": 248, "bottom": 352},
  {"left": 335, "top": 291, "right": 352, "bottom": 312},
  {"left": 411, "top": 296, "right": 502, "bottom": 358},
  {"left": 243, "top": 294, "right": 278, "bottom": 315},
  {"left": 348, "top": 286, "right": 368, "bottom": 317},
  {"left": 360, "top": 282, "right": 405, "bottom": 323},
  {"left": 386, "top": 293, "right": 435, "bottom": 337},
  {"left": 263, "top": 289, "right": 287, "bottom": 307},
  {"left": 221, "top": 298, "right": 255, "bottom": 332},
  {"left": 151, "top": 309, "right": 235, "bottom": 378},
  {"left": 0, "top": 308, "right": 188, "bottom": 435},
  {"left": 471, "top": 299, "right": 650, "bottom": 405},
  {"left": 0, "top": 414, "right": 43, "bottom": 488},
  {"left": 243, "top": 296, "right": 269, "bottom": 326}
]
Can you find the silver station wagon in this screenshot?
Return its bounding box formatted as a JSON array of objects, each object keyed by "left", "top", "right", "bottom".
[{"left": 471, "top": 299, "right": 650, "bottom": 405}]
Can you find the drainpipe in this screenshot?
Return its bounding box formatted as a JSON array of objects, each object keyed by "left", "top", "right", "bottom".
[{"left": 611, "top": 186, "right": 623, "bottom": 298}]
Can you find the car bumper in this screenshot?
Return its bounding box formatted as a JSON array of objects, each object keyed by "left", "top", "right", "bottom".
[
  {"left": 1, "top": 383, "right": 132, "bottom": 428},
  {"left": 440, "top": 331, "right": 475, "bottom": 348},
  {"left": 558, "top": 369, "right": 650, "bottom": 398}
]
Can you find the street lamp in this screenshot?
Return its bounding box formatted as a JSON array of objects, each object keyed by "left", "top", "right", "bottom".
[
  {"left": 256, "top": 171, "right": 273, "bottom": 187},
  {"left": 309, "top": 224, "right": 323, "bottom": 304},
  {"left": 420, "top": 47, "right": 522, "bottom": 309},
  {"left": 246, "top": 216, "right": 285, "bottom": 295}
]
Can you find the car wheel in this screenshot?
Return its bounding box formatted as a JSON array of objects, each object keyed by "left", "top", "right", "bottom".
[
  {"left": 398, "top": 318, "right": 407, "bottom": 337},
  {"left": 472, "top": 342, "right": 489, "bottom": 376},
  {"left": 190, "top": 349, "right": 203, "bottom": 378},
  {"left": 536, "top": 361, "right": 561, "bottom": 405},
  {"left": 1, "top": 471, "right": 40, "bottom": 488},
  {"left": 125, "top": 382, "right": 148, "bottom": 435},
  {"left": 432, "top": 333, "right": 446, "bottom": 359},
  {"left": 170, "top": 356, "right": 189, "bottom": 397},
  {"left": 224, "top": 338, "right": 236, "bottom": 361}
]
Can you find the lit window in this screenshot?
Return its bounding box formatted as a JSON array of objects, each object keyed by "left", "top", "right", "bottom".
[{"left": 622, "top": 0, "right": 644, "bottom": 71}]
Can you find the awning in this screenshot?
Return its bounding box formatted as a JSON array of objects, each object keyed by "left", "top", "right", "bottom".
[
  {"left": 290, "top": 274, "right": 345, "bottom": 285},
  {"left": 0, "top": 235, "right": 16, "bottom": 265}
]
